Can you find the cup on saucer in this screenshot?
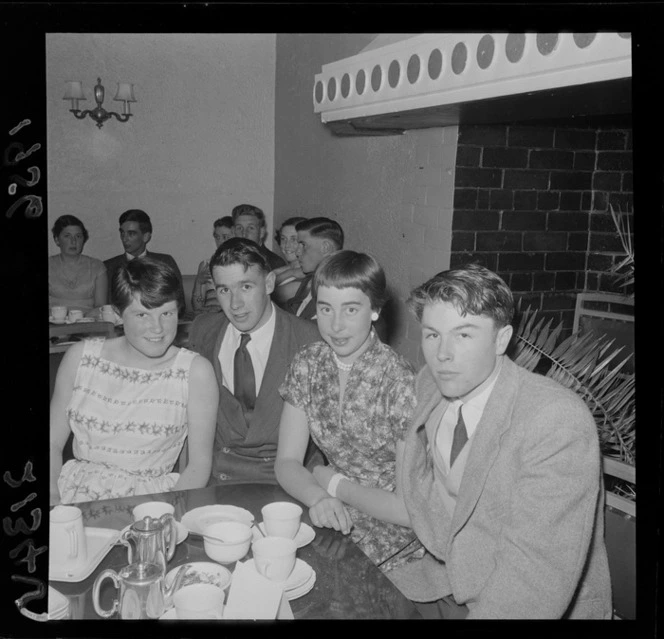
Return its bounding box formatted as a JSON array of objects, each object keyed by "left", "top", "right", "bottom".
[
  {"left": 68, "top": 309, "right": 83, "bottom": 323},
  {"left": 252, "top": 536, "right": 297, "bottom": 582},
  {"left": 101, "top": 304, "right": 115, "bottom": 323},
  {"left": 173, "top": 583, "right": 224, "bottom": 619},
  {"left": 261, "top": 501, "right": 302, "bottom": 540},
  {"left": 51, "top": 306, "right": 67, "bottom": 321},
  {"left": 50, "top": 505, "right": 87, "bottom": 573}
]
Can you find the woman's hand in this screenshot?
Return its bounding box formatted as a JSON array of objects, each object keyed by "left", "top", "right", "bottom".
[
  {"left": 309, "top": 495, "right": 352, "bottom": 535},
  {"left": 312, "top": 464, "right": 337, "bottom": 491}
]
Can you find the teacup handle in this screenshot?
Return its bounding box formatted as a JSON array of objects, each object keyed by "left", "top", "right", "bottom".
[
  {"left": 92, "top": 569, "right": 120, "bottom": 618},
  {"left": 160, "top": 513, "right": 177, "bottom": 562}
]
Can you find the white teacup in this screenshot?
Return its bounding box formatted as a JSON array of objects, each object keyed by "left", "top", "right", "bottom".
[
  {"left": 51, "top": 306, "right": 67, "bottom": 320},
  {"left": 132, "top": 501, "right": 175, "bottom": 522},
  {"left": 173, "top": 583, "right": 224, "bottom": 620},
  {"left": 50, "top": 505, "right": 87, "bottom": 571},
  {"left": 261, "top": 501, "right": 302, "bottom": 539},
  {"left": 68, "top": 309, "right": 83, "bottom": 322},
  {"left": 252, "top": 536, "right": 297, "bottom": 582},
  {"left": 101, "top": 305, "right": 115, "bottom": 322}
]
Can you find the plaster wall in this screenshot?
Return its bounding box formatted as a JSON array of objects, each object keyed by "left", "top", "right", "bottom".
[
  {"left": 274, "top": 34, "right": 455, "bottom": 365},
  {"left": 46, "top": 33, "right": 276, "bottom": 275}
]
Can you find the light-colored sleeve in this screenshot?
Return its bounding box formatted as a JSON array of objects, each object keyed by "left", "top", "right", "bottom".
[{"left": 466, "top": 399, "right": 602, "bottom": 619}]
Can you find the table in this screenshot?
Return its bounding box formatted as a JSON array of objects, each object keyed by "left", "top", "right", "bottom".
[{"left": 51, "top": 484, "right": 421, "bottom": 620}]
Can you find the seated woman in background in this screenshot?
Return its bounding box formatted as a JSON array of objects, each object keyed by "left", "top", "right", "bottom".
[
  {"left": 275, "top": 251, "right": 421, "bottom": 579},
  {"left": 50, "top": 257, "right": 218, "bottom": 505},
  {"left": 49, "top": 215, "right": 108, "bottom": 312},
  {"left": 191, "top": 216, "right": 234, "bottom": 315},
  {"left": 271, "top": 216, "right": 307, "bottom": 307}
]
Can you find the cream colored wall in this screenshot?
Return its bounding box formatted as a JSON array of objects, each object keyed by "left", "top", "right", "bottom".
[
  {"left": 46, "top": 33, "right": 276, "bottom": 275},
  {"left": 274, "top": 34, "right": 456, "bottom": 365}
]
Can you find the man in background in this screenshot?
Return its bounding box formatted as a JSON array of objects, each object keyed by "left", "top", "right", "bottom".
[
  {"left": 104, "top": 209, "right": 185, "bottom": 311},
  {"left": 232, "top": 203, "right": 286, "bottom": 272},
  {"left": 285, "top": 217, "right": 344, "bottom": 321}
]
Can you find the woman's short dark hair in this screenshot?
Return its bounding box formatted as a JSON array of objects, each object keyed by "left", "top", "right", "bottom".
[
  {"left": 112, "top": 257, "right": 184, "bottom": 316},
  {"left": 275, "top": 216, "right": 307, "bottom": 244},
  {"left": 214, "top": 216, "right": 234, "bottom": 230},
  {"left": 407, "top": 263, "right": 514, "bottom": 328},
  {"left": 51, "top": 215, "right": 89, "bottom": 243},
  {"left": 209, "top": 237, "right": 270, "bottom": 276},
  {"left": 312, "top": 250, "right": 388, "bottom": 311}
]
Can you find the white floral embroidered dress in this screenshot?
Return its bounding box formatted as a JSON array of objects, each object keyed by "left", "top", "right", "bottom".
[{"left": 58, "top": 338, "right": 195, "bottom": 504}]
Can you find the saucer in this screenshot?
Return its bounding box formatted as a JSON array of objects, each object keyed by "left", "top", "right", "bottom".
[
  {"left": 181, "top": 505, "right": 254, "bottom": 535},
  {"left": 252, "top": 522, "right": 315, "bottom": 548},
  {"left": 244, "top": 558, "right": 314, "bottom": 593},
  {"left": 49, "top": 316, "right": 67, "bottom": 324},
  {"left": 165, "top": 561, "right": 232, "bottom": 591},
  {"left": 284, "top": 570, "right": 316, "bottom": 601},
  {"left": 48, "top": 586, "right": 69, "bottom": 620},
  {"left": 159, "top": 607, "right": 224, "bottom": 620},
  {"left": 49, "top": 527, "right": 121, "bottom": 582}
]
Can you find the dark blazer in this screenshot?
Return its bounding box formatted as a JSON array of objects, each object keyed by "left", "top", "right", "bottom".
[
  {"left": 259, "top": 245, "right": 287, "bottom": 272},
  {"left": 104, "top": 251, "right": 186, "bottom": 311},
  {"left": 393, "top": 357, "right": 611, "bottom": 619},
  {"left": 285, "top": 275, "right": 316, "bottom": 320},
  {"left": 188, "top": 304, "right": 321, "bottom": 485}
]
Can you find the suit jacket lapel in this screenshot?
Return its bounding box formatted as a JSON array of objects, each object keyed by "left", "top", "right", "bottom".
[
  {"left": 255, "top": 307, "right": 288, "bottom": 405},
  {"left": 214, "top": 318, "right": 244, "bottom": 415},
  {"left": 448, "top": 358, "right": 518, "bottom": 542}
]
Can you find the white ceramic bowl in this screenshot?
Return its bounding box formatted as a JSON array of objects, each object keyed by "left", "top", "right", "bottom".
[{"left": 202, "top": 521, "right": 252, "bottom": 564}]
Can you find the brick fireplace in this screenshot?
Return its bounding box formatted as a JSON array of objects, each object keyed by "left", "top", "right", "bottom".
[{"left": 450, "top": 119, "right": 633, "bottom": 335}]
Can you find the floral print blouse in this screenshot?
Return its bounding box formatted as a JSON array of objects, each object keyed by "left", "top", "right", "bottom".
[{"left": 280, "top": 334, "right": 422, "bottom": 572}]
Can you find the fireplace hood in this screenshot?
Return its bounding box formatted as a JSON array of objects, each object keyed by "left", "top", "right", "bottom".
[{"left": 313, "top": 33, "right": 632, "bottom": 136}]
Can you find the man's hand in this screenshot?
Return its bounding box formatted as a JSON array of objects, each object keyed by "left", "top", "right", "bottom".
[
  {"left": 312, "top": 464, "right": 337, "bottom": 491},
  {"left": 309, "top": 495, "right": 352, "bottom": 535}
]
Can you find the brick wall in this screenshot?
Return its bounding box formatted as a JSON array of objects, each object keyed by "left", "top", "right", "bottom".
[{"left": 450, "top": 121, "right": 633, "bottom": 334}]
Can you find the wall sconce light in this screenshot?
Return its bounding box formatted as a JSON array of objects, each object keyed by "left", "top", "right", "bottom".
[{"left": 63, "top": 78, "right": 137, "bottom": 129}]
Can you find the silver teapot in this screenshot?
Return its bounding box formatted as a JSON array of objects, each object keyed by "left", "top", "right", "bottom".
[
  {"left": 92, "top": 561, "right": 188, "bottom": 619},
  {"left": 121, "top": 514, "right": 177, "bottom": 576}
]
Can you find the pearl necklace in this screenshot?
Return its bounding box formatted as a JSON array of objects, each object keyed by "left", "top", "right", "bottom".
[{"left": 332, "top": 351, "right": 353, "bottom": 372}]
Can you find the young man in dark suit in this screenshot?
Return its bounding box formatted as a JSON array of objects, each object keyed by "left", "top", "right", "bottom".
[
  {"left": 104, "top": 209, "right": 185, "bottom": 311},
  {"left": 188, "top": 238, "right": 321, "bottom": 484}
]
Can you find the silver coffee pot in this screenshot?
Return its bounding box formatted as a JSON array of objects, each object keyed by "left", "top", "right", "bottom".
[
  {"left": 121, "top": 514, "right": 177, "bottom": 576},
  {"left": 92, "top": 561, "right": 188, "bottom": 619}
]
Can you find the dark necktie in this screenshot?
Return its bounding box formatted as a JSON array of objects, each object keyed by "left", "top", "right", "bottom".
[
  {"left": 233, "top": 333, "right": 256, "bottom": 411},
  {"left": 450, "top": 405, "right": 468, "bottom": 467}
]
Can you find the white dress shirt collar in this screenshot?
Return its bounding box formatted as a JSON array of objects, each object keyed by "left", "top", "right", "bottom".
[
  {"left": 126, "top": 249, "right": 148, "bottom": 261},
  {"left": 219, "top": 302, "right": 277, "bottom": 394}
]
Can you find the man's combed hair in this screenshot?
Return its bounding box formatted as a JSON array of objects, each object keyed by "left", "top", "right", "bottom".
[
  {"left": 407, "top": 263, "right": 514, "bottom": 328},
  {"left": 209, "top": 237, "right": 270, "bottom": 275},
  {"left": 214, "top": 216, "right": 234, "bottom": 229},
  {"left": 231, "top": 203, "right": 266, "bottom": 228},
  {"left": 312, "top": 250, "right": 388, "bottom": 311},
  {"left": 295, "top": 217, "right": 344, "bottom": 250},
  {"left": 112, "top": 257, "right": 183, "bottom": 315},
  {"left": 119, "top": 209, "right": 152, "bottom": 234}
]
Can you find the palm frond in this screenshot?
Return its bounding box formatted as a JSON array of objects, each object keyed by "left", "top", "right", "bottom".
[{"left": 513, "top": 307, "right": 635, "bottom": 464}]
